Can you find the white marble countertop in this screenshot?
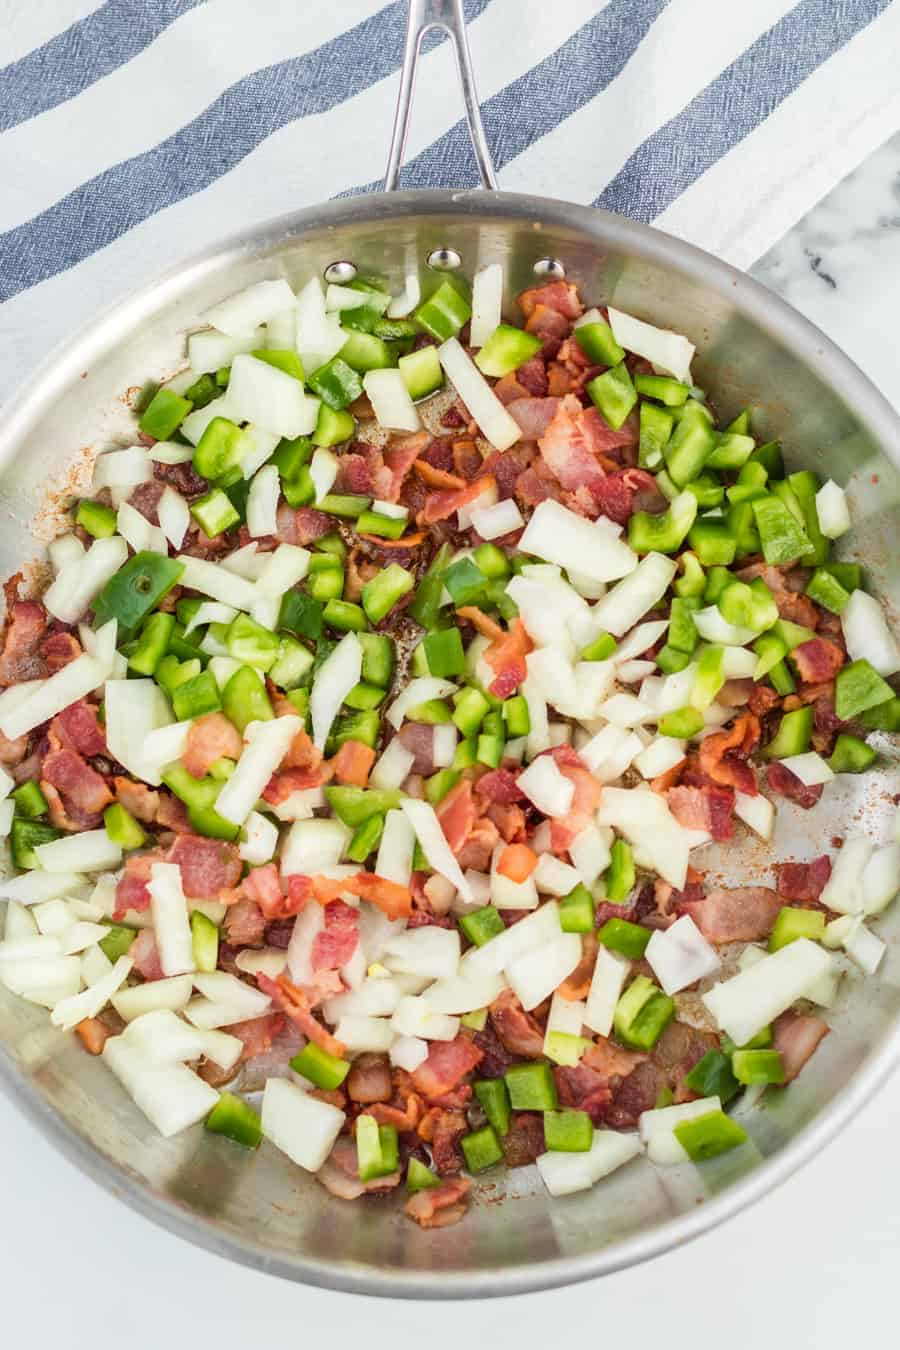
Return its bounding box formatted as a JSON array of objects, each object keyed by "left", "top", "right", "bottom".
[{"left": 2, "top": 135, "right": 900, "bottom": 1348}]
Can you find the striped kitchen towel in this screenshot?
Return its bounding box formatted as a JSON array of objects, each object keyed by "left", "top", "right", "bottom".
[{"left": 1, "top": 0, "right": 899, "bottom": 403}]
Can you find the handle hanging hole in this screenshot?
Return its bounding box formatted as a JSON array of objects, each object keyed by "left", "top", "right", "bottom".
[
  {"left": 324, "top": 261, "right": 358, "bottom": 284},
  {"left": 427, "top": 247, "right": 462, "bottom": 272},
  {"left": 533, "top": 257, "right": 566, "bottom": 280}
]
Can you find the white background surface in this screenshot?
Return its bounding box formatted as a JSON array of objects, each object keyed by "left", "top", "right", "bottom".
[{"left": 3, "top": 122, "right": 900, "bottom": 1350}]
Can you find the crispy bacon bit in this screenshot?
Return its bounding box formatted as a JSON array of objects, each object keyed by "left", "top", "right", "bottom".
[
  {"left": 474, "top": 767, "right": 524, "bottom": 804},
  {"left": 502, "top": 1111, "right": 546, "bottom": 1167},
  {"left": 114, "top": 853, "right": 156, "bottom": 917},
  {"left": 766, "top": 761, "right": 823, "bottom": 809},
  {"left": 224, "top": 1011, "right": 287, "bottom": 1063},
  {"left": 257, "top": 972, "right": 346, "bottom": 1057},
  {"left": 75, "top": 1017, "right": 110, "bottom": 1055},
  {"left": 538, "top": 395, "right": 607, "bottom": 494},
  {"left": 329, "top": 739, "right": 375, "bottom": 787},
  {"left": 311, "top": 900, "right": 359, "bottom": 971},
  {"left": 114, "top": 777, "right": 159, "bottom": 823},
  {"left": 604, "top": 1060, "right": 665, "bottom": 1129},
  {"left": 223, "top": 897, "right": 266, "bottom": 947},
  {"left": 0, "top": 728, "right": 28, "bottom": 767},
  {"left": 554, "top": 1063, "right": 613, "bottom": 1124},
  {"left": 558, "top": 931, "right": 599, "bottom": 1001},
  {"left": 792, "top": 637, "right": 845, "bottom": 685},
  {"left": 666, "top": 784, "right": 735, "bottom": 841},
  {"left": 166, "top": 833, "right": 242, "bottom": 898},
  {"left": 772, "top": 1011, "right": 829, "bottom": 1082},
  {"left": 774, "top": 855, "right": 832, "bottom": 903},
  {"left": 183, "top": 712, "right": 243, "bottom": 779},
  {"left": 404, "top": 1176, "right": 471, "bottom": 1229},
  {"left": 452, "top": 438, "right": 484, "bottom": 480},
  {"left": 397, "top": 722, "right": 438, "bottom": 776},
  {"left": 414, "top": 460, "right": 466, "bottom": 491},
  {"left": 547, "top": 746, "right": 603, "bottom": 851},
  {"left": 457, "top": 815, "right": 500, "bottom": 872},
  {"left": 419, "top": 474, "right": 496, "bottom": 527},
  {"left": 483, "top": 618, "right": 532, "bottom": 699},
  {"left": 652, "top": 1020, "right": 718, "bottom": 1100},
  {"left": 383, "top": 430, "right": 430, "bottom": 500},
  {"left": 679, "top": 886, "right": 782, "bottom": 943},
  {"left": 275, "top": 503, "right": 330, "bottom": 546},
  {"left": 507, "top": 396, "right": 562, "bottom": 441},
  {"left": 697, "top": 714, "right": 760, "bottom": 796},
  {"left": 517, "top": 281, "right": 584, "bottom": 321},
  {"left": 584, "top": 1037, "right": 648, "bottom": 1083},
  {"left": 41, "top": 630, "right": 82, "bottom": 673},
  {"left": 263, "top": 764, "right": 330, "bottom": 803},
  {"left": 241, "top": 863, "right": 295, "bottom": 920},
  {"left": 411, "top": 1036, "right": 484, "bottom": 1100},
  {"left": 346, "top": 1052, "right": 393, "bottom": 1104},
  {"left": 51, "top": 699, "right": 106, "bottom": 757},
  {"left": 130, "top": 928, "right": 164, "bottom": 981},
  {"left": 736, "top": 561, "right": 820, "bottom": 629},
  {"left": 0, "top": 600, "right": 47, "bottom": 686},
  {"left": 436, "top": 780, "right": 476, "bottom": 854},
  {"left": 489, "top": 989, "right": 544, "bottom": 1059},
  {"left": 41, "top": 749, "right": 113, "bottom": 828}
]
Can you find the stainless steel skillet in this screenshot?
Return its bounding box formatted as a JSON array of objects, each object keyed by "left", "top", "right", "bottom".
[{"left": 0, "top": 0, "right": 898, "bottom": 1300}]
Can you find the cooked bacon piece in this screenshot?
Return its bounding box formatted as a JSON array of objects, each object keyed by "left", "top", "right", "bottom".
[
  {"left": 262, "top": 764, "right": 331, "bottom": 804},
  {"left": 474, "top": 767, "right": 524, "bottom": 804},
  {"left": 0, "top": 728, "right": 29, "bottom": 767},
  {"left": 51, "top": 699, "right": 106, "bottom": 757},
  {"left": 748, "top": 684, "right": 781, "bottom": 718},
  {"left": 666, "top": 784, "right": 735, "bottom": 841},
  {"left": 489, "top": 989, "right": 544, "bottom": 1059},
  {"left": 547, "top": 746, "right": 603, "bottom": 851},
  {"left": 75, "top": 1017, "right": 110, "bottom": 1055},
  {"left": 414, "top": 460, "right": 466, "bottom": 491},
  {"left": 554, "top": 1063, "right": 613, "bottom": 1124},
  {"left": 127, "top": 480, "right": 166, "bottom": 523},
  {"left": 419, "top": 1105, "right": 467, "bottom": 1174},
  {"left": 557, "top": 932, "right": 599, "bottom": 1001},
  {"left": 452, "top": 438, "right": 483, "bottom": 480},
  {"left": 494, "top": 373, "right": 530, "bottom": 405},
  {"left": 334, "top": 452, "right": 374, "bottom": 495},
  {"left": 113, "top": 853, "right": 156, "bottom": 917},
  {"left": 183, "top": 712, "right": 243, "bottom": 779},
  {"left": 418, "top": 475, "right": 496, "bottom": 526},
  {"left": 153, "top": 457, "right": 207, "bottom": 497},
  {"left": 507, "top": 396, "right": 562, "bottom": 441},
  {"left": 257, "top": 972, "right": 346, "bottom": 1057},
  {"left": 223, "top": 897, "right": 266, "bottom": 947},
  {"left": 329, "top": 739, "right": 375, "bottom": 787},
  {"left": 735, "top": 561, "right": 820, "bottom": 629},
  {"left": 517, "top": 281, "right": 583, "bottom": 321},
  {"left": 311, "top": 900, "right": 358, "bottom": 971},
  {"left": 772, "top": 1011, "right": 829, "bottom": 1082},
  {"left": 411, "top": 1035, "right": 484, "bottom": 1100},
  {"left": 383, "top": 430, "right": 430, "bottom": 500},
  {"left": 766, "top": 761, "right": 823, "bottom": 809},
  {"left": 41, "top": 630, "right": 82, "bottom": 672},
  {"left": 0, "top": 600, "right": 47, "bottom": 686},
  {"left": 774, "top": 855, "right": 831, "bottom": 903},
  {"left": 130, "top": 928, "right": 164, "bottom": 981},
  {"left": 348, "top": 872, "right": 412, "bottom": 920},
  {"left": 41, "top": 749, "right": 113, "bottom": 828},
  {"left": 280, "top": 723, "right": 323, "bottom": 772},
  {"left": 397, "top": 722, "right": 438, "bottom": 776},
  {"left": 346, "top": 1052, "right": 393, "bottom": 1104},
  {"left": 367, "top": 1089, "right": 424, "bottom": 1132},
  {"left": 480, "top": 443, "right": 535, "bottom": 501},
  {"left": 588, "top": 472, "right": 633, "bottom": 525},
  {"left": 404, "top": 1176, "right": 471, "bottom": 1228},
  {"left": 114, "top": 777, "right": 159, "bottom": 823},
  {"left": 502, "top": 1112, "right": 546, "bottom": 1167},
  {"left": 792, "top": 637, "right": 845, "bottom": 685},
  {"left": 225, "top": 1011, "right": 287, "bottom": 1062},
  {"left": 275, "top": 503, "right": 330, "bottom": 546},
  {"left": 604, "top": 1060, "right": 665, "bottom": 1129},
  {"left": 483, "top": 617, "right": 532, "bottom": 698},
  {"left": 584, "top": 1037, "right": 647, "bottom": 1083},
  {"left": 680, "top": 886, "right": 782, "bottom": 943},
  {"left": 318, "top": 1137, "right": 400, "bottom": 1200},
  {"left": 436, "top": 780, "right": 476, "bottom": 854},
  {"left": 483, "top": 799, "right": 527, "bottom": 842},
  {"left": 538, "top": 395, "right": 607, "bottom": 495},
  {"left": 697, "top": 713, "right": 760, "bottom": 796},
  {"left": 455, "top": 606, "right": 503, "bottom": 641},
  {"left": 456, "top": 815, "right": 499, "bottom": 872},
  {"left": 241, "top": 863, "right": 293, "bottom": 920},
  {"left": 166, "top": 833, "right": 242, "bottom": 898},
  {"left": 525, "top": 304, "right": 570, "bottom": 356},
  {"left": 651, "top": 1021, "right": 718, "bottom": 1099}
]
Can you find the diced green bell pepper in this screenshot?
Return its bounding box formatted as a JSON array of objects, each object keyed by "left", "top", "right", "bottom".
[
  {"left": 191, "top": 488, "right": 240, "bottom": 537},
  {"left": 787, "top": 470, "right": 829, "bottom": 565},
  {"left": 731, "top": 1049, "right": 785, "bottom": 1086},
  {"left": 613, "top": 975, "right": 675, "bottom": 1051},
  {"left": 605, "top": 838, "right": 635, "bottom": 902},
  {"left": 312, "top": 407, "right": 356, "bottom": 448},
  {"left": 475, "top": 324, "right": 542, "bottom": 377},
  {"left": 751, "top": 494, "right": 811, "bottom": 565},
  {"left": 398, "top": 345, "right": 443, "bottom": 400},
  {"left": 474, "top": 1077, "right": 511, "bottom": 1137},
  {"left": 665, "top": 401, "right": 715, "bottom": 485},
  {"left": 205, "top": 1092, "right": 262, "bottom": 1148},
  {"left": 172, "top": 670, "right": 221, "bottom": 721},
  {"left": 684, "top": 1050, "right": 740, "bottom": 1105},
  {"left": 504, "top": 1062, "right": 558, "bottom": 1111},
  {"left": 559, "top": 883, "right": 595, "bottom": 933},
  {"left": 586, "top": 361, "right": 637, "bottom": 431},
  {"left": 11, "top": 781, "right": 48, "bottom": 819},
  {"left": 424, "top": 769, "right": 460, "bottom": 805},
  {"left": 628, "top": 491, "right": 697, "bottom": 554},
  {"left": 638, "top": 401, "right": 674, "bottom": 470},
  {"left": 459, "top": 905, "right": 505, "bottom": 947},
  {"left": 634, "top": 373, "right": 690, "bottom": 406},
  {"left": 805, "top": 570, "right": 849, "bottom": 614},
  {"left": 361, "top": 563, "right": 414, "bottom": 624},
  {"left": 687, "top": 518, "right": 736, "bottom": 566},
  {"left": 325, "top": 785, "right": 400, "bottom": 827},
  {"left": 103, "top": 803, "right": 146, "bottom": 851},
  {"left": 668, "top": 597, "right": 698, "bottom": 654},
  {"left": 10, "top": 818, "right": 61, "bottom": 868},
  {"left": 252, "top": 348, "right": 305, "bottom": 381},
  {"left": 307, "top": 356, "right": 362, "bottom": 411},
  {"left": 706, "top": 432, "right": 755, "bottom": 472},
  {"left": 194, "top": 417, "right": 249, "bottom": 482},
  {"left": 598, "top": 916, "right": 651, "bottom": 959},
  {"left": 828, "top": 733, "right": 877, "bottom": 774},
  {"left": 220, "top": 665, "right": 272, "bottom": 733},
  {"left": 658, "top": 706, "right": 704, "bottom": 738},
  {"left": 674, "top": 1109, "right": 748, "bottom": 1160},
  {"left": 543, "top": 1109, "right": 593, "bottom": 1152},
  {"left": 93, "top": 552, "right": 185, "bottom": 637},
  {"left": 290, "top": 1041, "right": 350, "bottom": 1090},
  {"left": 414, "top": 280, "right": 471, "bottom": 342},
  {"left": 835, "top": 659, "right": 894, "bottom": 720},
  {"left": 191, "top": 909, "right": 219, "bottom": 973},
  {"left": 769, "top": 907, "right": 825, "bottom": 952},
  {"left": 139, "top": 386, "right": 193, "bottom": 440},
  {"left": 98, "top": 923, "right": 137, "bottom": 962},
  {"left": 690, "top": 644, "right": 724, "bottom": 711},
  {"left": 76, "top": 499, "right": 117, "bottom": 538},
  {"left": 461, "top": 1124, "right": 504, "bottom": 1173},
  {"left": 764, "top": 705, "right": 813, "bottom": 759},
  {"left": 580, "top": 631, "right": 617, "bottom": 661},
  {"left": 674, "top": 552, "right": 706, "bottom": 598},
  {"left": 226, "top": 613, "right": 280, "bottom": 671}
]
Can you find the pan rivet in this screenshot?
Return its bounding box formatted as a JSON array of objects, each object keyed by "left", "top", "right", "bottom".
[
  {"left": 533, "top": 257, "right": 566, "bottom": 280},
  {"left": 324, "top": 261, "right": 358, "bottom": 284},
  {"left": 427, "top": 248, "right": 462, "bottom": 271}
]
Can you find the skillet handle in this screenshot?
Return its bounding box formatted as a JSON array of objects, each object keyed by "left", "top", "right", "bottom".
[{"left": 384, "top": 0, "right": 498, "bottom": 192}]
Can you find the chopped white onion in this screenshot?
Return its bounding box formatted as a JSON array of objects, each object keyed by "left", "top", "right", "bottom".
[
  {"left": 309, "top": 446, "right": 339, "bottom": 503},
  {"left": 422, "top": 970, "right": 505, "bottom": 1016},
  {"left": 295, "top": 277, "right": 347, "bottom": 372},
  {"left": 104, "top": 678, "right": 176, "bottom": 785},
  {"left": 43, "top": 536, "right": 129, "bottom": 625},
  {"left": 491, "top": 859, "right": 539, "bottom": 911},
  {"left": 579, "top": 724, "right": 642, "bottom": 784},
  {"left": 255, "top": 544, "right": 311, "bottom": 599},
  {"left": 385, "top": 677, "right": 456, "bottom": 731},
  {"left": 239, "top": 424, "right": 281, "bottom": 479},
  {"left": 841, "top": 917, "right": 886, "bottom": 974},
  {"left": 596, "top": 786, "right": 690, "bottom": 889},
  {"left": 111, "top": 974, "right": 193, "bottom": 1022},
  {"left": 694, "top": 606, "right": 758, "bottom": 646},
  {"left": 522, "top": 675, "right": 551, "bottom": 760},
  {"left": 246, "top": 464, "right": 281, "bottom": 537},
  {"left": 389, "top": 1035, "right": 429, "bottom": 1071},
  {"left": 469, "top": 263, "right": 503, "bottom": 348},
  {"left": 123, "top": 1009, "right": 242, "bottom": 1072},
  {"left": 537, "top": 1130, "right": 643, "bottom": 1197},
  {"left": 568, "top": 824, "right": 613, "bottom": 887},
  {"left": 193, "top": 970, "right": 273, "bottom": 1016},
  {"left": 533, "top": 854, "right": 583, "bottom": 897},
  {"left": 220, "top": 543, "right": 266, "bottom": 580},
  {"left": 634, "top": 736, "right": 686, "bottom": 780},
  {"left": 156, "top": 486, "right": 189, "bottom": 550},
  {"left": 815, "top": 479, "right": 851, "bottom": 538},
  {"left": 401, "top": 797, "right": 472, "bottom": 902},
  {"left": 519, "top": 500, "right": 637, "bottom": 585},
  {"left": 590, "top": 553, "right": 677, "bottom": 637},
  {"left": 116, "top": 500, "right": 167, "bottom": 554},
  {"left": 363, "top": 369, "right": 421, "bottom": 432},
  {"left": 102, "top": 1036, "right": 219, "bottom": 1138},
  {"left": 333, "top": 1014, "right": 395, "bottom": 1053},
  {"left": 438, "top": 336, "right": 521, "bottom": 451},
  {"left": 820, "top": 835, "right": 873, "bottom": 915},
  {"left": 456, "top": 480, "right": 498, "bottom": 531},
  {"left": 390, "top": 997, "right": 459, "bottom": 1042},
  {"left": 176, "top": 554, "right": 259, "bottom": 610},
  {"left": 607, "top": 307, "right": 695, "bottom": 383},
  {"left": 48, "top": 533, "right": 84, "bottom": 572},
  {"left": 595, "top": 692, "right": 658, "bottom": 727},
  {"left": 387, "top": 272, "right": 421, "bottom": 319},
  {"left": 779, "top": 752, "right": 834, "bottom": 787},
  {"left": 516, "top": 756, "right": 575, "bottom": 818},
  {"left": 470, "top": 498, "right": 525, "bottom": 542},
  {"left": 310, "top": 633, "right": 362, "bottom": 750},
  {"left": 238, "top": 810, "right": 279, "bottom": 865},
  {"left": 615, "top": 620, "right": 669, "bottom": 662},
  {"left": 235, "top": 947, "right": 288, "bottom": 979},
  {"left": 35, "top": 829, "right": 121, "bottom": 874},
  {"left": 506, "top": 932, "right": 583, "bottom": 1011},
  {"left": 148, "top": 863, "right": 194, "bottom": 978},
  {"left": 734, "top": 791, "right": 774, "bottom": 840},
  {"left": 702, "top": 939, "right": 833, "bottom": 1046},
  {"left": 215, "top": 716, "right": 301, "bottom": 826},
  {"left": 92, "top": 446, "right": 153, "bottom": 491},
  {"left": 372, "top": 739, "right": 415, "bottom": 792},
  {"left": 228, "top": 354, "right": 319, "bottom": 438},
  {"left": 645, "top": 915, "right": 720, "bottom": 995},
  {"left": 205, "top": 279, "right": 296, "bottom": 336},
  {"left": 584, "top": 945, "right": 629, "bottom": 1037},
  {"left": 841, "top": 588, "right": 900, "bottom": 677},
  {"left": 639, "top": 1097, "right": 721, "bottom": 1166},
  {"left": 374, "top": 808, "right": 416, "bottom": 887},
  {"left": 385, "top": 927, "right": 460, "bottom": 981},
  {"left": 188, "top": 328, "right": 261, "bottom": 374},
  {"left": 431, "top": 723, "right": 458, "bottom": 769},
  {"left": 861, "top": 843, "right": 900, "bottom": 916},
  {"left": 48, "top": 954, "right": 131, "bottom": 1030},
  {"left": 180, "top": 398, "right": 239, "bottom": 447},
  {"left": 0, "top": 871, "right": 85, "bottom": 904},
  {"left": 281, "top": 817, "right": 350, "bottom": 877},
  {"left": 616, "top": 659, "right": 656, "bottom": 684}
]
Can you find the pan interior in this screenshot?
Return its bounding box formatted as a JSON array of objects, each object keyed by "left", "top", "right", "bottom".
[{"left": 0, "top": 193, "right": 897, "bottom": 1297}]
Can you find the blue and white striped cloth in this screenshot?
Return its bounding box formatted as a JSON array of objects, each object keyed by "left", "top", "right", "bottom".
[{"left": 2, "top": 0, "right": 899, "bottom": 405}]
